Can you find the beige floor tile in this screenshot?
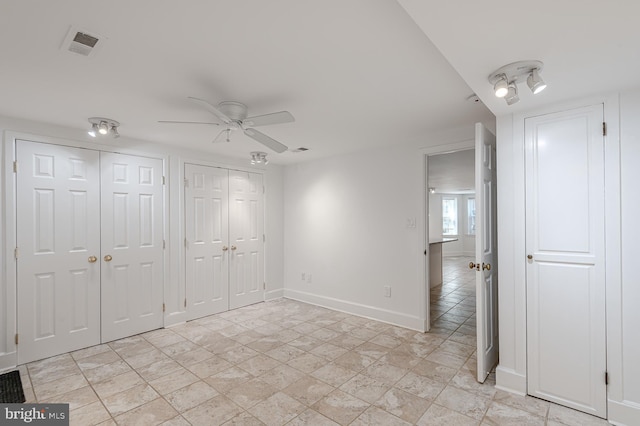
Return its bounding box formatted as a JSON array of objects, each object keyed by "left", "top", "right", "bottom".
[
  {"left": 434, "top": 385, "right": 491, "bottom": 420},
  {"left": 101, "top": 383, "right": 159, "bottom": 416},
  {"left": 92, "top": 370, "right": 144, "bottom": 399},
  {"left": 362, "top": 360, "right": 409, "bottom": 386},
  {"left": 29, "top": 361, "right": 81, "bottom": 387},
  {"left": 226, "top": 378, "right": 277, "bottom": 409},
  {"left": 71, "top": 344, "right": 113, "bottom": 361},
  {"left": 311, "top": 363, "right": 358, "bottom": 388},
  {"left": 83, "top": 360, "right": 132, "bottom": 385},
  {"left": 287, "top": 336, "right": 323, "bottom": 352},
  {"left": 416, "top": 403, "right": 479, "bottom": 425},
  {"left": 237, "top": 354, "right": 281, "bottom": 376},
  {"left": 50, "top": 385, "right": 99, "bottom": 411},
  {"left": 312, "top": 389, "right": 370, "bottom": 425},
  {"left": 426, "top": 348, "right": 470, "bottom": 369},
  {"left": 159, "top": 415, "right": 191, "bottom": 426},
  {"left": 182, "top": 395, "right": 243, "bottom": 425},
  {"left": 186, "top": 354, "right": 232, "bottom": 378},
  {"left": 135, "top": 358, "right": 183, "bottom": 382},
  {"left": 123, "top": 347, "right": 169, "bottom": 369},
  {"left": 221, "top": 411, "right": 265, "bottom": 425},
  {"left": 492, "top": 390, "right": 550, "bottom": 418},
  {"left": 76, "top": 350, "right": 121, "bottom": 371},
  {"left": 258, "top": 364, "right": 305, "bottom": 390},
  {"left": 217, "top": 345, "right": 260, "bottom": 364},
  {"left": 287, "top": 408, "right": 339, "bottom": 426},
  {"left": 283, "top": 376, "right": 335, "bottom": 406},
  {"left": 165, "top": 380, "right": 218, "bottom": 412},
  {"left": 547, "top": 403, "right": 610, "bottom": 426},
  {"left": 450, "top": 368, "right": 497, "bottom": 399},
  {"left": 265, "top": 344, "right": 306, "bottom": 363},
  {"left": 353, "top": 342, "right": 389, "bottom": 359},
  {"left": 369, "top": 333, "right": 403, "bottom": 349},
  {"left": 395, "top": 371, "right": 447, "bottom": 400},
  {"left": 483, "top": 401, "right": 546, "bottom": 425},
  {"left": 148, "top": 368, "right": 199, "bottom": 395},
  {"left": 204, "top": 366, "right": 254, "bottom": 393},
  {"left": 34, "top": 372, "right": 89, "bottom": 401},
  {"left": 333, "top": 350, "right": 377, "bottom": 372},
  {"left": 113, "top": 397, "right": 178, "bottom": 425},
  {"left": 340, "top": 373, "right": 390, "bottom": 404},
  {"left": 248, "top": 392, "right": 305, "bottom": 426},
  {"left": 69, "top": 400, "right": 112, "bottom": 426},
  {"left": 351, "top": 405, "right": 412, "bottom": 426},
  {"left": 375, "top": 387, "right": 432, "bottom": 423},
  {"left": 310, "top": 343, "right": 349, "bottom": 361},
  {"left": 412, "top": 359, "right": 458, "bottom": 383}
]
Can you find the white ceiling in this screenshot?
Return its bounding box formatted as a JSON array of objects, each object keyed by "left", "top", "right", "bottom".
[{"left": 2, "top": 2, "right": 637, "bottom": 166}]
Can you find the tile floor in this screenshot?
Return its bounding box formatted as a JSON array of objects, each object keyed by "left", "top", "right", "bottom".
[{"left": 15, "top": 256, "right": 610, "bottom": 425}]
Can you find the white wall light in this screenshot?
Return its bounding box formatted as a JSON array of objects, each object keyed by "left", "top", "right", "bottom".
[
  {"left": 88, "top": 117, "right": 120, "bottom": 138},
  {"left": 488, "top": 60, "right": 547, "bottom": 106}
]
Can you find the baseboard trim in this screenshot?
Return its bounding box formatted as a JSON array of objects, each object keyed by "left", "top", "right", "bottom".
[
  {"left": 608, "top": 399, "right": 640, "bottom": 426},
  {"left": 283, "top": 289, "right": 426, "bottom": 332},
  {"left": 495, "top": 366, "right": 527, "bottom": 395},
  {"left": 265, "top": 289, "right": 284, "bottom": 301}
]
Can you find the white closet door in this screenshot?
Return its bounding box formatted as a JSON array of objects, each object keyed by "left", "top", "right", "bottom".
[
  {"left": 185, "top": 164, "right": 229, "bottom": 319},
  {"left": 16, "top": 140, "right": 101, "bottom": 364},
  {"left": 525, "top": 105, "right": 607, "bottom": 417},
  {"left": 101, "top": 153, "right": 164, "bottom": 342},
  {"left": 229, "top": 171, "right": 264, "bottom": 310}
]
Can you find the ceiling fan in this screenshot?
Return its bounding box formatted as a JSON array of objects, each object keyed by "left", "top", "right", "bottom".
[{"left": 159, "top": 97, "right": 294, "bottom": 153}]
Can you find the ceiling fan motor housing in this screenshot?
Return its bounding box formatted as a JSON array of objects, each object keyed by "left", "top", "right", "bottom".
[{"left": 219, "top": 101, "right": 248, "bottom": 121}]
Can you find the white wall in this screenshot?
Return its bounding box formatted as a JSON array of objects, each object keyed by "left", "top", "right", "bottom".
[
  {"left": 0, "top": 115, "right": 285, "bottom": 370},
  {"left": 495, "top": 90, "right": 640, "bottom": 425},
  {"left": 282, "top": 146, "right": 425, "bottom": 329}
]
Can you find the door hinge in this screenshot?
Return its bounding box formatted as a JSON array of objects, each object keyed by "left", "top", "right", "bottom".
[
  {"left": 184, "top": 238, "right": 188, "bottom": 248},
  {"left": 13, "top": 161, "right": 17, "bottom": 173},
  {"left": 263, "top": 234, "right": 265, "bottom": 243},
  {"left": 263, "top": 282, "right": 266, "bottom": 290},
  {"left": 14, "top": 334, "right": 18, "bottom": 345},
  {"left": 603, "top": 122, "right": 607, "bottom": 136},
  {"left": 162, "top": 176, "right": 166, "bottom": 185},
  {"left": 14, "top": 247, "right": 19, "bottom": 259},
  {"left": 163, "top": 240, "right": 166, "bottom": 249},
  {"left": 184, "top": 298, "right": 187, "bottom": 308},
  {"left": 162, "top": 303, "right": 166, "bottom": 313},
  {"left": 605, "top": 371, "right": 609, "bottom": 385},
  {"left": 424, "top": 249, "right": 427, "bottom": 256},
  {"left": 184, "top": 178, "right": 189, "bottom": 188}
]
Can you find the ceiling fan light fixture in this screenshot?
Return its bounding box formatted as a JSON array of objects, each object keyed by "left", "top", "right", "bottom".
[
  {"left": 250, "top": 151, "right": 268, "bottom": 165},
  {"left": 527, "top": 68, "right": 547, "bottom": 94}
]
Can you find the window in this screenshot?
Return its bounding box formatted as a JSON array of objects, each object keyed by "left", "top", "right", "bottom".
[
  {"left": 442, "top": 197, "right": 458, "bottom": 235},
  {"left": 467, "top": 197, "right": 476, "bottom": 235}
]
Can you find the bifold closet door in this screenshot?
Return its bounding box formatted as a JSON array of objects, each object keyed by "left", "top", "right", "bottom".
[
  {"left": 16, "top": 140, "right": 101, "bottom": 364},
  {"left": 525, "top": 104, "right": 607, "bottom": 418},
  {"left": 228, "top": 171, "right": 264, "bottom": 310},
  {"left": 184, "top": 164, "right": 230, "bottom": 319},
  {"left": 100, "top": 152, "right": 164, "bottom": 342}
]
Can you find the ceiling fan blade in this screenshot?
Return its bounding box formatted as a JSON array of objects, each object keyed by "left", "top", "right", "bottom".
[
  {"left": 212, "top": 128, "right": 231, "bottom": 144},
  {"left": 244, "top": 128, "right": 288, "bottom": 153},
  {"left": 243, "top": 111, "right": 294, "bottom": 127},
  {"left": 158, "top": 120, "right": 219, "bottom": 125},
  {"left": 188, "top": 97, "right": 232, "bottom": 124}
]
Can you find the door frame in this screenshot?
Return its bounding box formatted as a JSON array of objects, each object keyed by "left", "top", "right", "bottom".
[
  {"left": 1, "top": 132, "right": 168, "bottom": 369},
  {"left": 420, "top": 139, "right": 475, "bottom": 332}
]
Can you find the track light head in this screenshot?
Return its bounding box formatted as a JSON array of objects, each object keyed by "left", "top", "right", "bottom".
[
  {"left": 527, "top": 68, "right": 547, "bottom": 94},
  {"left": 88, "top": 123, "right": 98, "bottom": 137},
  {"left": 111, "top": 125, "right": 120, "bottom": 138},
  {"left": 250, "top": 151, "right": 268, "bottom": 165},
  {"left": 98, "top": 121, "right": 109, "bottom": 135},
  {"left": 494, "top": 76, "right": 509, "bottom": 98},
  {"left": 505, "top": 83, "right": 519, "bottom": 106}
]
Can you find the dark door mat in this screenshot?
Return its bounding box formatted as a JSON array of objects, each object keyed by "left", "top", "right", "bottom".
[{"left": 0, "top": 370, "right": 26, "bottom": 403}]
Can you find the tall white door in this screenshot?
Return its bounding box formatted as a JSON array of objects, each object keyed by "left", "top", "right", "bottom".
[
  {"left": 474, "top": 123, "right": 499, "bottom": 382},
  {"left": 100, "top": 153, "right": 164, "bottom": 342},
  {"left": 16, "top": 140, "right": 101, "bottom": 364},
  {"left": 228, "top": 171, "right": 264, "bottom": 310},
  {"left": 185, "top": 164, "right": 230, "bottom": 319},
  {"left": 525, "top": 105, "right": 607, "bottom": 417}
]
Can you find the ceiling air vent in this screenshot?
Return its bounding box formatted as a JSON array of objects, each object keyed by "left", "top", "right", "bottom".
[
  {"left": 61, "top": 26, "right": 104, "bottom": 57},
  {"left": 291, "top": 147, "right": 309, "bottom": 153}
]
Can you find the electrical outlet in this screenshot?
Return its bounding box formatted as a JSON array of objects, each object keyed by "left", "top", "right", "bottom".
[
  {"left": 306, "top": 273, "right": 312, "bottom": 284},
  {"left": 384, "top": 285, "right": 391, "bottom": 297},
  {"left": 301, "top": 272, "right": 306, "bottom": 281}
]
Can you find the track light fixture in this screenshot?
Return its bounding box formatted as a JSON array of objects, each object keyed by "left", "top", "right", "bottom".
[
  {"left": 250, "top": 151, "right": 268, "bottom": 165},
  {"left": 488, "top": 60, "right": 547, "bottom": 105},
  {"left": 88, "top": 117, "right": 120, "bottom": 138}
]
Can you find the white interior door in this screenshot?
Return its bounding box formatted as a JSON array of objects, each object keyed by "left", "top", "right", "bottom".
[
  {"left": 100, "top": 152, "right": 164, "bottom": 342},
  {"left": 185, "top": 164, "right": 229, "bottom": 319},
  {"left": 525, "top": 105, "right": 607, "bottom": 417},
  {"left": 474, "top": 123, "right": 499, "bottom": 382},
  {"left": 16, "top": 140, "right": 101, "bottom": 363},
  {"left": 229, "top": 171, "right": 264, "bottom": 310}
]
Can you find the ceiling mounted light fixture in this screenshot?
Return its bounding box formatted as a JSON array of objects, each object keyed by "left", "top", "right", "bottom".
[
  {"left": 488, "top": 60, "right": 547, "bottom": 106},
  {"left": 88, "top": 117, "right": 120, "bottom": 138},
  {"left": 250, "top": 151, "right": 268, "bottom": 165}
]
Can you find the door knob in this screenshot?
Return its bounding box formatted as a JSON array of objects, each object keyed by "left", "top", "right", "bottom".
[
  {"left": 222, "top": 246, "right": 228, "bottom": 251},
  {"left": 88, "top": 256, "right": 97, "bottom": 263},
  {"left": 104, "top": 254, "right": 113, "bottom": 262},
  {"left": 483, "top": 263, "right": 491, "bottom": 271},
  {"left": 527, "top": 254, "right": 533, "bottom": 260},
  {"left": 468, "top": 262, "right": 480, "bottom": 271},
  {"left": 231, "top": 245, "right": 237, "bottom": 251}
]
